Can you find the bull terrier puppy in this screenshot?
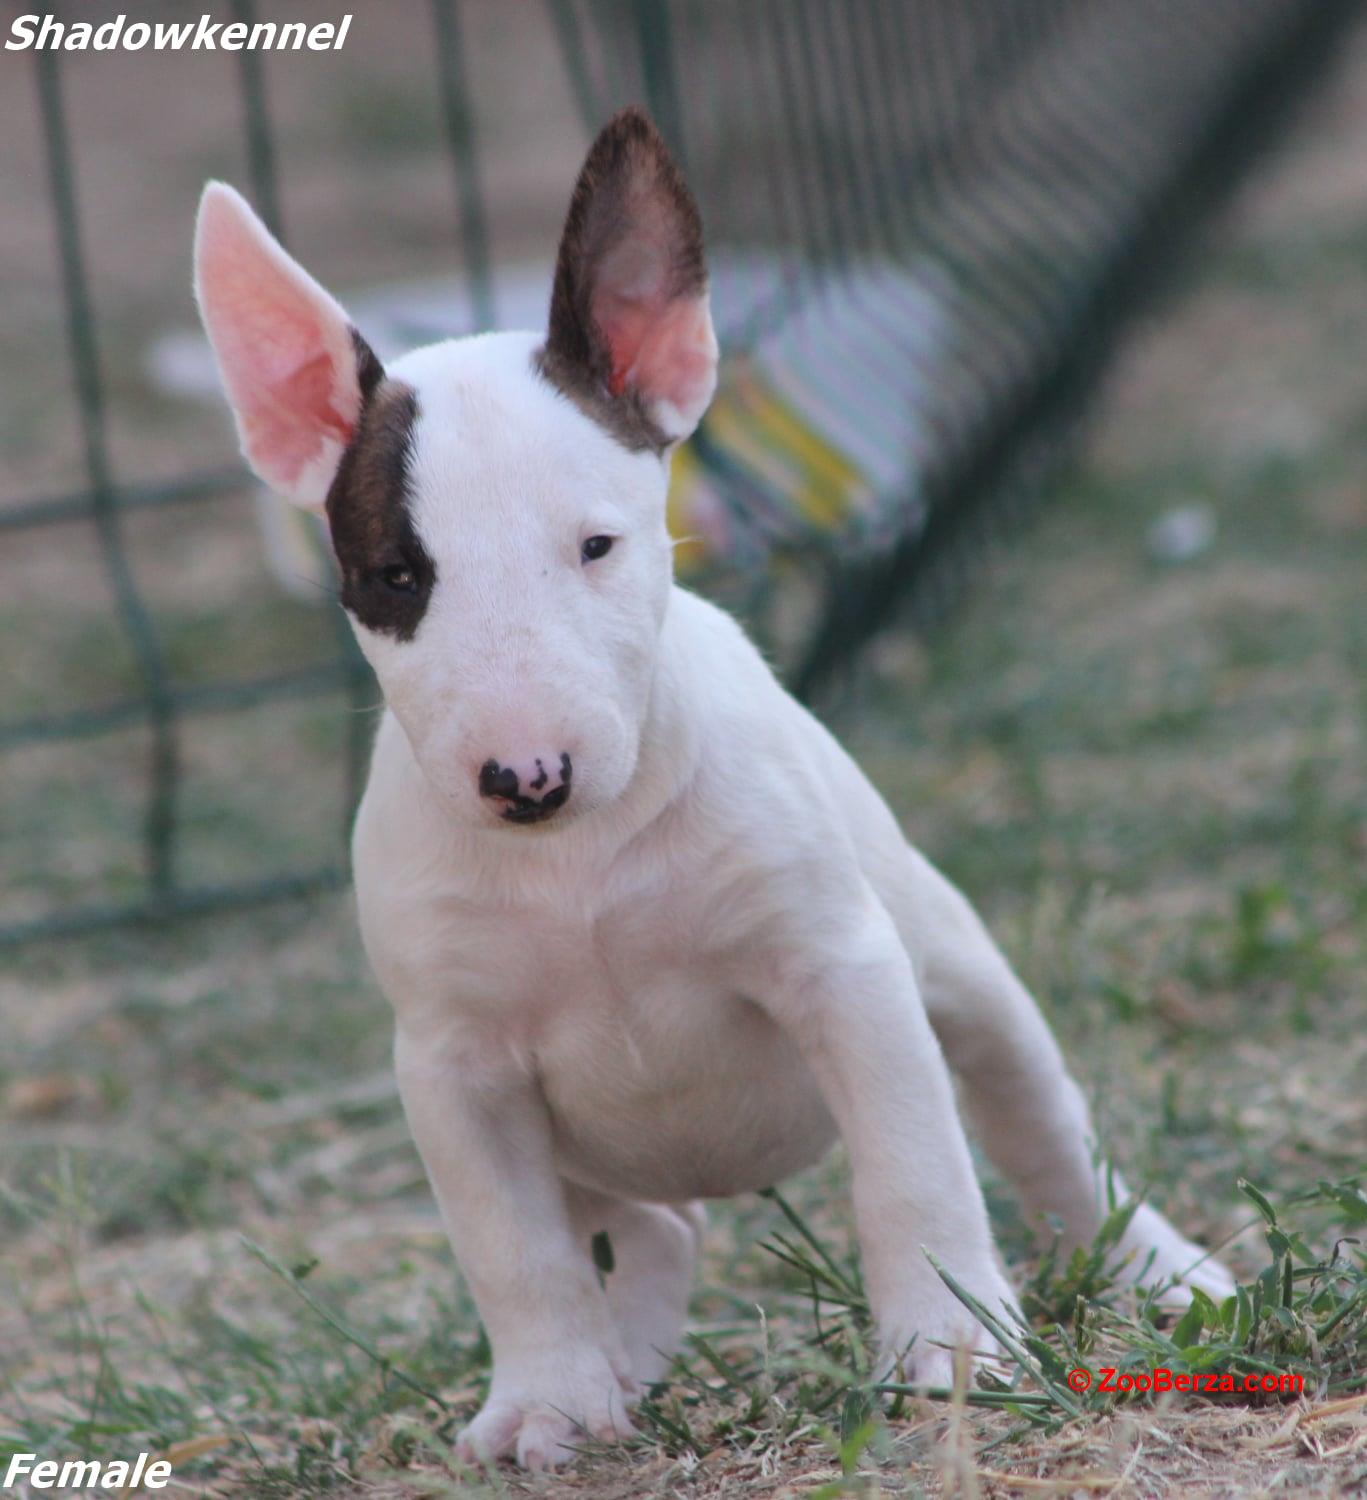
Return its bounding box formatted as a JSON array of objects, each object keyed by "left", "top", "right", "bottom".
[{"left": 195, "top": 107, "right": 1234, "bottom": 1470}]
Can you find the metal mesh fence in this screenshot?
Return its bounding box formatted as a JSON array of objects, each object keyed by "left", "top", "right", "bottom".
[{"left": 0, "top": 0, "right": 1356, "bottom": 943}]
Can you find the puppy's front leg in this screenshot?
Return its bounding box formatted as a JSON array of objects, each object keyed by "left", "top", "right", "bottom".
[
  {"left": 748, "top": 888, "right": 1018, "bottom": 1387},
  {"left": 394, "top": 1024, "right": 633, "bottom": 1470}
]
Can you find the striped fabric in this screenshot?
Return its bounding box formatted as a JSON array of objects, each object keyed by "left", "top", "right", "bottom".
[{"left": 670, "top": 257, "right": 946, "bottom": 573}]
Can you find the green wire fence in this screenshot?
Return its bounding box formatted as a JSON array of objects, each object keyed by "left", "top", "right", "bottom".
[{"left": 1, "top": 0, "right": 1358, "bottom": 943}]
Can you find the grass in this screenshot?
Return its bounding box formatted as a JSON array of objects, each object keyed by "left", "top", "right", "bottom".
[
  {"left": 1, "top": 1170, "right": 1362, "bottom": 1495},
  {"left": 4, "top": 30, "right": 1367, "bottom": 1500}
]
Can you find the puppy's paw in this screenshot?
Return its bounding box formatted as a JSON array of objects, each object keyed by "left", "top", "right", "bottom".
[
  {"left": 456, "top": 1352, "right": 637, "bottom": 1471},
  {"left": 1114, "top": 1203, "right": 1237, "bottom": 1308},
  {"left": 878, "top": 1261, "right": 1019, "bottom": 1392}
]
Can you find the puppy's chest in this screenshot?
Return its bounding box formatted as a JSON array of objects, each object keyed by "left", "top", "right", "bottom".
[
  {"left": 408, "top": 869, "right": 833, "bottom": 1199},
  {"left": 501, "top": 907, "right": 727, "bottom": 1072}
]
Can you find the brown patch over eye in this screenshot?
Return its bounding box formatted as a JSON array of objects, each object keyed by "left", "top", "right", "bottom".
[{"left": 325, "top": 335, "right": 434, "bottom": 642}]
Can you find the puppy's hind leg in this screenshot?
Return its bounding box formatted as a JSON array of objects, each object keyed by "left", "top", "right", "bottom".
[
  {"left": 882, "top": 850, "right": 1235, "bottom": 1303},
  {"left": 566, "top": 1186, "right": 704, "bottom": 1389}
]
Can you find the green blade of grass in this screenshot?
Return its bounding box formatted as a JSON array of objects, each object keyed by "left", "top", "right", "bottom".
[
  {"left": 241, "top": 1238, "right": 450, "bottom": 1413},
  {"left": 871, "top": 1382, "right": 1056, "bottom": 1410},
  {"left": 923, "top": 1250, "right": 1082, "bottom": 1418},
  {"left": 760, "top": 1187, "right": 865, "bottom": 1304}
]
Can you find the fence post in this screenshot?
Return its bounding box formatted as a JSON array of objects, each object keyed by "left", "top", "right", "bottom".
[
  {"left": 431, "top": 0, "right": 496, "bottom": 333},
  {"left": 36, "top": 46, "right": 180, "bottom": 900}
]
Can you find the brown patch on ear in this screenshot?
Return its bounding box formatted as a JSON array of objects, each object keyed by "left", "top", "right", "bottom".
[
  {"left": 536, "top": 105, "right": 706, "bottom": 454},
  {"left": 351, "top": 326, "right": 385, "bottom": 405},
  {"left": 326, "top": 331, "right": 434, "bottom": 641}
]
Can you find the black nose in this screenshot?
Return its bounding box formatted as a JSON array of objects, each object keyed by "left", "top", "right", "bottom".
[{"left": 478, "top": 753, "right": 572, "bottom": 823}]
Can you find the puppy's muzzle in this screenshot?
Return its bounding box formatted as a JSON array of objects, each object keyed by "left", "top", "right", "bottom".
[{"left": 478, "top": 753, "right": 572, "bottom": 824}]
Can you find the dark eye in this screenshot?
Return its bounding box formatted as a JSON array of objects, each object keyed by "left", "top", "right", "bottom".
[
  {"left": 380, "top": 564, "right": 418, "bottom": 593},
  {"left": 581, "top": 535, "right": 615, "bottom": 563}
]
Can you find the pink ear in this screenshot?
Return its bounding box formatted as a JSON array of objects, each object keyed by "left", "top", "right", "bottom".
[
  {"left": 544, "top": 108, "right": 717, "bottom": 445},
  {"left": 194, "top": 182, "right": 372, "bottom": 510},
  {"left": 593, "top": 244, "right": 718, "bottom": 441}
]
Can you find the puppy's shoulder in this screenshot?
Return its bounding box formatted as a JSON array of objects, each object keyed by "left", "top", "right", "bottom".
[
  {"left": 664, "top": 588, "right": 864, "bottom": 847},
  {"left": 666, "top": 586, "right": 804, "bottom": 732}
]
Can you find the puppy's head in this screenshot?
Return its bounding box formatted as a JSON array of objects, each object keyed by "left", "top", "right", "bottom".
[{"left": 195, "top": 108, "right": 716, "bottom": 830}]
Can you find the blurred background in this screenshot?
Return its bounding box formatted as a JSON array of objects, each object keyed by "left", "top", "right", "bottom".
[
  {"left": 4, "top": 0, "right": 1359, "bottom": 940},
  {"left": 2, "top": 2, "right": 1364, "bottom": 1494}
]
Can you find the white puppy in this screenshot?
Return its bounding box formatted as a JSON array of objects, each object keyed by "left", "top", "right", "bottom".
[{"left": 195, "top": 108, "right": 1234, "bottom": 1470}]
